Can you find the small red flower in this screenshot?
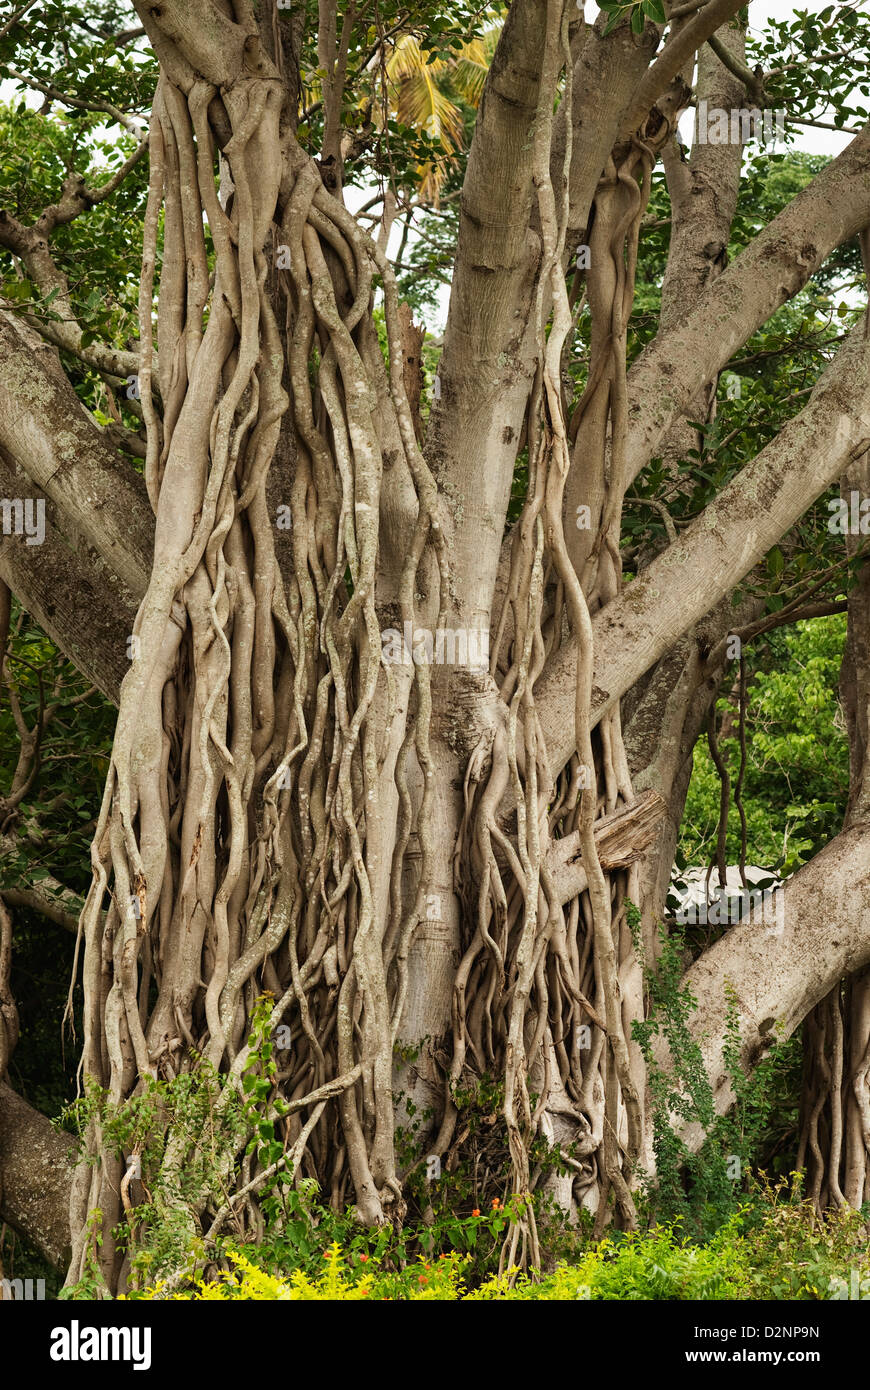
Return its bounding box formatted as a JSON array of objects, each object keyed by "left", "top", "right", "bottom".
[
  {"left": 472, "top": 1208, "right": 480, "bottom": 1217},
  {"left": 359, "top": 1253, "right": 368, "bottom": 1263},
  {"left": 418, "top": 1275, "right": 428, "bottom": 1284},
  {"left": 491, "top": 1198, "right": 501, "bottom": 1209}
]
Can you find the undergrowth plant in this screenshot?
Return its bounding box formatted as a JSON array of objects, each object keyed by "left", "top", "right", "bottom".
[
  {"left": 56, "top": 956, "right": 866, "bottom": 1303},
  {"left": 629, "top": 905, "right": 787, "bottom": 1237}
]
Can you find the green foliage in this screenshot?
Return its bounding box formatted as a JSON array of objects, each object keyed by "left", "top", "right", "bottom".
[
  {"left": 748, "top": 4, "right": 870, "bottom": 136},
  {"left": 0, "top": 0, "right": 154, "bottom": 419},
  {"left": 723, "top": 1177, "right": 870, "bottom": 1300},
  {"left": 0, "top": 94, "right": 146, "bottom": 330},
  {"left": 58, "top": 1209, "right": 112, "bottom": 1301},
  {"left": 54, "top": 990, "right": 868, "bottom": 1302},
  {"left": 1, "top": 605, "right": 113, "bottom": 1117},
  {"left": 58, "top": 1035, "right": 584, "bottom": 1295},
  {"left": 128, "top": 1183, "right": 870, "bottom": 1301},
  {"left": 631, "top": 913, "right": 789, "bottom": 1237},
  {"left": 57, "top": 1002, "right": 302, "bottom": 1293},
  {"left": 140, "top": 1243, "right": 469, "bottom": 1301},
  {"left": 599, "top": 1, "right": 665, "bottom": 37},
  {"left": 679, "top": 616, "right": 849, "bottom": 875},
  {"left": 0, "top": 3, "right": 156, "bottom": 119},
  {"left": 297, "top": 1, "right": 503, "bottom": 195},
  {"left": 0, "top": 605, "right": 116, "bottom": 902}
]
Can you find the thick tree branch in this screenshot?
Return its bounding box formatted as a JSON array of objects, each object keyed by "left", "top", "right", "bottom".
[
  {"left": 624, "top": 121, "right": 870, "bottom": 488},
  {"left": 618, "top": 0, "right": 746, "bottom": 139},
  {"left": 659, "top": 16, "right": 746, "bottom": 333},
  {"left": 425, "top": 0, "right": 548, "bottom": 630},
  {"left": 0, "top": 311, "right": 153, "bottom": 601},
  {"left": 536, "top": 318, "right": 870, "bottom": 790},
  {"left": 671, "top": 824, "right": 870, "bottom": 1149},
  {"left": 0, "top": 444, "right": 138, "bottom": 703},
  {"left": 0, "top": 887, "right": 80, "bottom": 935}
]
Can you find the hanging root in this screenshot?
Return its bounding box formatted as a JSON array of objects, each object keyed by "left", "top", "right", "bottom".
[{"left": 438, "top": 15, "right": 689, "bottom": 1260}]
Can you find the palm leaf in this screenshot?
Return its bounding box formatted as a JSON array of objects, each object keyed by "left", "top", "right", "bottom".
[
  {"left": 449, "top": 39, "right": 489, "bottom": 107},
  {"left": 386, "top": 33, "right": 446, "bottom": 82},
  {"left": 395, "top": 71, "right": 464, "bottom": 150}
]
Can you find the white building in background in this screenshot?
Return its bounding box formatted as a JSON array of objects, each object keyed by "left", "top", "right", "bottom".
[{"left": 668, "top": 864, "right": 785, "bottom": 935}]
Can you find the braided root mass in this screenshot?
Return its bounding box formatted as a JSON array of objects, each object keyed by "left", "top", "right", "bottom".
[{"left": 69, "top": 3, "right": 678, "bottom": 1288}]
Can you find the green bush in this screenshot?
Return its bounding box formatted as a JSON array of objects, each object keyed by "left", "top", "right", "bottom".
[{"left": 123, "top": 1180, "right": 869, "bottom": 1302}]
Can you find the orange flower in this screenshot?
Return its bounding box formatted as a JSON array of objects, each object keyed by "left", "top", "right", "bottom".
[
  {"left": 359, "top": 1253, "right": 368, "bottom": 1263},
  {"left": 418, "top": 1275, "right": 428, "bottom": 1284},
  {"left": 472, "top": 1208, "right": 480, "bottom": 1217},
  {"left": 491, "top": 1198, "right": 501, "bottom": 1209}
]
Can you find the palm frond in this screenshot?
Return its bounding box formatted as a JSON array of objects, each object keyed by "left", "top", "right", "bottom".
[
  {"left": 395, "top": 71, "right": 464, "bottom": 151},
  {"left": 449, "top": 38, "right": 489, "bottom": 107},
  {"left": 386, "top": 33, "right": 446, "bottom": 83}
]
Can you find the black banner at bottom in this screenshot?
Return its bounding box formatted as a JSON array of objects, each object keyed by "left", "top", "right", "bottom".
[{"left": 1, "top": 1297, "right": 866, "bottom": 1377}]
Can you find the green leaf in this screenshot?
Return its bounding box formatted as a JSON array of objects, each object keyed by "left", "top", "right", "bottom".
[{"left": 766, "top": 546, "right": 785, "bottom": 577}]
